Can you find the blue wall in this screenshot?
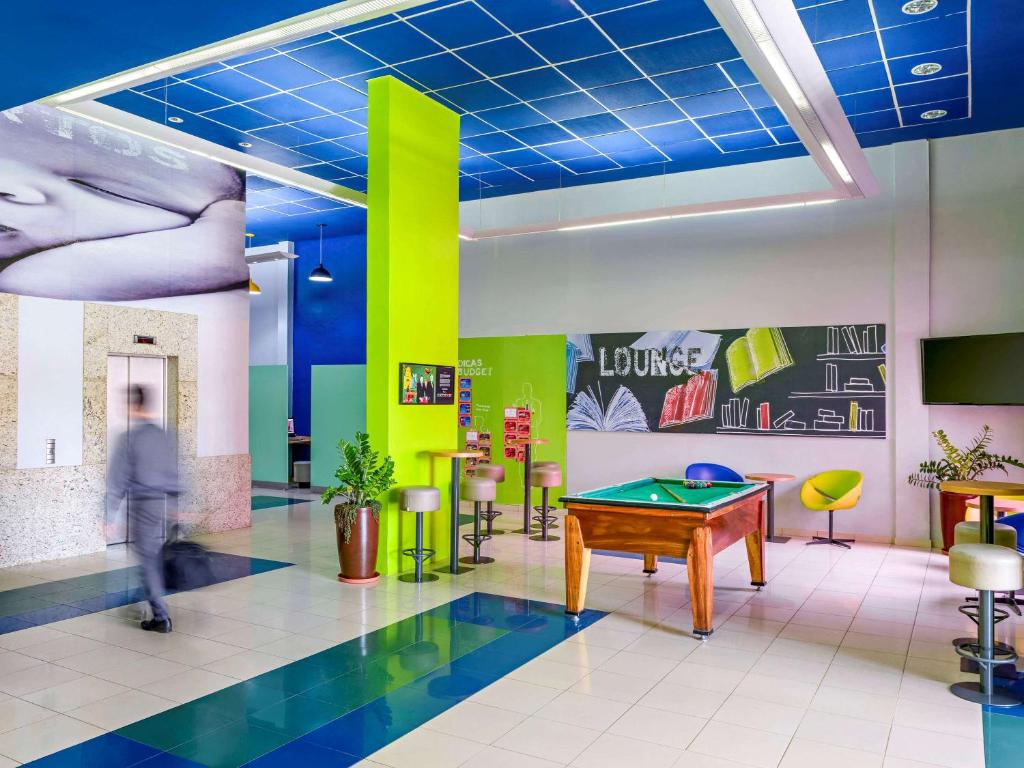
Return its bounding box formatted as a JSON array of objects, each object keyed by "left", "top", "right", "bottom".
[{"left": 292, "top": 234, "right": 366, "bottom": 436}]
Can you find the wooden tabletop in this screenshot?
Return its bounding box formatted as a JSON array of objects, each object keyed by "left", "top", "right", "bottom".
[
  {"left": 509, "top": 438, "right": 549, "bottom": 446},
  {"left": 429, "top": 449, "right": 484, "bottom": 459},
  {"left": 288, "top": 435, "right": 311, "bottom": 445},
  {"left": 941, "top": 480, "right": 1024, "bottom": 496},
  {"left": 745, "top": 473, "right": 796, "bottom": 483}
]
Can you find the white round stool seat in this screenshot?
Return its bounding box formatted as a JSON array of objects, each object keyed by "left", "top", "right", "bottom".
[
  {"left": 462, "top": 476, "right": 497, "bottom": 502},
  {"left": 400, "top": 486, "right": 440, "bottom": 513},
  {"left": 949, "top": 544, "right": 1024, "bottom": 592},
  {"left": 475, "top": 464, "right": 505, "bottom": 483},
  {"left": 954, "top": 521, "right": 1017, "bottom": 548},
  {"left": 532, "top": 461, "right": 558, "bottom": 470},
  {"left": 531, "top": 466, "right": 562, "bottom": 487}
]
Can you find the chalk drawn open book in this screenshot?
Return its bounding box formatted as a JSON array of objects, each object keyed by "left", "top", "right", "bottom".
[
  {"left": 567, "top": 384, "right": 649, "bottom": 432},
  {"left": 726, "top": 327, "right": 794, "bottom": 392}
]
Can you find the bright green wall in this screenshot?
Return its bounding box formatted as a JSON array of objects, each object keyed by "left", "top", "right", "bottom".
[
  {"left": 311, "top": 365, "right": 367, "bottom": 488},
  {"left": 366, "top": 77, "right": 460, "bottom": 576},
  {"left": 458, "top": 336, "right": 567, "bottom": 505},
  {"left": 249, "top": 365, "right": 288, "bottom": 483}
]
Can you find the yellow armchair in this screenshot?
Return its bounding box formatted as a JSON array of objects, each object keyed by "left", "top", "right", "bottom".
[{"left": 800, "top": 470, "right": 864, "bottom": 549}]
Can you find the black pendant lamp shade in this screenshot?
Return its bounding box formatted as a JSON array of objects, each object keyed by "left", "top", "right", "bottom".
[{"left": 309, "top": 223, "right": 333, "bottom": 283}]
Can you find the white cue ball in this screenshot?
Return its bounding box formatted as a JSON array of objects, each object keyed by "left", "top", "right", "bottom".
[{"left": 650, "top": 493, "right": 658, "bottom": 501}]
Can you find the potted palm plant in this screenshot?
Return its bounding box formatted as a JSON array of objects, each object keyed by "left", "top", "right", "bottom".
[
  {"left": 322, "top": 432, "right": 396, "bottom": 584},
  {"left": 908, "top": 425, "right": 1024, "bottom": 552}
]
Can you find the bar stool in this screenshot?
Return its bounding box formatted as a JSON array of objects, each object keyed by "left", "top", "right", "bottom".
[
  {"left": 399, "top": 486, "right": 441, "bottom": 584},
  {"left": 530, "top": 465, "right": 561, "bottom": 542},
  {"left": 530, "top": 462, "right": 559, "bottom": 528},
  {"left": 474, "top": 464, "right": 506, "bottom": 536},
  {"left": 460, "top": 476, "right": 496, "bottom": 565},
  {"left": 954, "top": 522, "right": 1020, "bottom": 616},
  {"left": 947, "top": 543, "right": 1023, "bottom": 706}
]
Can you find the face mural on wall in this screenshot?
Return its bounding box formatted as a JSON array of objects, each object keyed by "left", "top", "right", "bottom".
[{"left": 0, "top": 104, "right": 246, "bottom": 301}]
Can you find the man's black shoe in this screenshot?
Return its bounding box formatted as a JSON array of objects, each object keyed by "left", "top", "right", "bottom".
[{"left": 141, "top": 618, "right": 172, "bottom": 633}]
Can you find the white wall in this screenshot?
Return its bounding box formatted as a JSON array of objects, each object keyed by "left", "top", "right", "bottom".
[
  {"left": 16, "top": 297, "right": 84, "bottom": 468},
  {"left": 460, "top": 130, "right": 1024, "bottom": 546},
  {"left": 926, "top": 128, "right": 1024, "bottom": 535},
  {"left": 248, "top": 258, "right": 291, "bottom": 367}
]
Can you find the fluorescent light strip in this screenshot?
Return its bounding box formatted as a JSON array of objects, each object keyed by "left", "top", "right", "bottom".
[
  {"left": 554, "top": 199, "right": 837, "bottom": 233},
  {"left": 727, "top": 0, "right": 855, "bottom": 191},
  {"left": 49, "top": 0, "right": 414, "bottom": 105},
  {"left": 57, "top": 103, "right": 367, "bottom": 209}
]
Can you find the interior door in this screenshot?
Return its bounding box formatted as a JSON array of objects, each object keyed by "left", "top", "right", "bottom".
[{"left": 105, "top": 355, "right": 168, "bottom": 546}]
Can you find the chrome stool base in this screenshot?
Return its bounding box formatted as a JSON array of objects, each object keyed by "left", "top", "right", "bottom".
[{"left": 950, "top": 680, "right": 1023, "bottom": 707}]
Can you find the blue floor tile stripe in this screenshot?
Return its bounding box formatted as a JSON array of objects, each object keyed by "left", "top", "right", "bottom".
[
  {"left": 20, "top": 593, "right": 605, "bottom": 768},
  {"left": 594, "top": 549, "right": 686, "bottom": 566},
  {"left": 250, "top": 496, "right": 308, "bottom": 511},
  {"left": 0, "top": 553, "right": 292, "bottom": 635}
]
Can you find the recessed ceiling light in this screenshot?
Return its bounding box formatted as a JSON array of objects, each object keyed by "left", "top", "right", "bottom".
[
  {"left": 167, "top": 116, "right": 184, "bottom": 123},
  {"left": 238, "top": 141, "right": 252, "bottom": 148},
  {"left": 921, "top": 109, "right": 947, "bottom": 120},
  {"left": 902, "top": 0, "right": 938, "bottom": 14},
  {"left": 911, "top": 62, "right": 942, "bottom": 76}
]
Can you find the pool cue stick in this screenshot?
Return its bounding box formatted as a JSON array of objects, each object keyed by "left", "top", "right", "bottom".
[{"left": 658, "top": 483, "right": 687, "bottom": 504}]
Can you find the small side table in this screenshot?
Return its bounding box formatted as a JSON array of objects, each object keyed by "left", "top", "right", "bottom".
[
  {"left": 509, "top": 438, "right": 549, "bottom": 534},
  {"left": 745, "top": 473, "right": 796, "bottom": 543},
  {"left": 428, "top": 450, "right": 483, "bottom": 575}
]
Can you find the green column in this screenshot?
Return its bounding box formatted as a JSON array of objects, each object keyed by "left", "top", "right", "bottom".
[{"left": 367, "top": 76, "right": 460, "bottom": 576}]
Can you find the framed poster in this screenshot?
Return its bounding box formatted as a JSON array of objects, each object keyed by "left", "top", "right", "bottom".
[{"left": 399, "top": 362, "right": 455, "bottom": 405}]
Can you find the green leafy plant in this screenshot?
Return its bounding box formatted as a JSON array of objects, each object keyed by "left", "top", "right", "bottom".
[
  {"left": 322, "top": 432, "right": 396, "bottom": 543},
  {"left": 907, "top": 425, "right": 1024, "bottom": 489}
]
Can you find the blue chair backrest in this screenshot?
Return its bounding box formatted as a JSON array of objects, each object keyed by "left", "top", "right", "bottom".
[
  {"left": 685, "top": 462, "right": 744, "bottom": 483},
  {"left": 998, "top": 512, "right": 1024, "bottom": 555}
]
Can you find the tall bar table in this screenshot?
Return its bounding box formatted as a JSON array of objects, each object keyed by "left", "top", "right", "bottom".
[
  {"left": 428, "top": 449, "right": 483, "bottom": 575},
  {"left": 940, "top": 479, "right": 1024, "bottom": 706},
  {"left": 509, "top": 438, "right": 549, "bottom": 534},
  {"left": 745, "top": 473, "right": 796, "bottom": 543}
]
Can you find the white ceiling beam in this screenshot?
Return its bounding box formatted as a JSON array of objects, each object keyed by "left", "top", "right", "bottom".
[{"left": 41, "top": 0, "right": 439, "bottom": 107}]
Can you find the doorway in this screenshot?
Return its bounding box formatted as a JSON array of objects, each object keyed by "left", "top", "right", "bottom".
[{"left": 105, "top": 355, "right": 170, "bottom": 546}]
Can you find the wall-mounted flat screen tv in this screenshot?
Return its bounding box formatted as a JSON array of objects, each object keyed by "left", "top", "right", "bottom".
[{"left": 921, "top": 332, "right": 1024, "bottom": 405}]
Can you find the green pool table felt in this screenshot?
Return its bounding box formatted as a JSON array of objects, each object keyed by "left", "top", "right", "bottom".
[{"left": 562, "top": 478, "right": 763, "bottom": 512}]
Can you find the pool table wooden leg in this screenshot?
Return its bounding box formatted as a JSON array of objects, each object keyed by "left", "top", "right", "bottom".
[
  {"left": 746, "top": 529, "right": 766, "bottom": 588},
  {"left": 687, "top": 526, "right": 713, "bottom": 637},
  {"left": 643, "top": 554, "right": 658, "bottom": 575},
  {"left": 565, "top": 514, "right": 590, "bottom": 616}
]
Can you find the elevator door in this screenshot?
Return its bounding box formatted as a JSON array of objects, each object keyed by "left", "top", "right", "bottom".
[{"left": 106, "top": 355, "right": 168, "bottom": 546}]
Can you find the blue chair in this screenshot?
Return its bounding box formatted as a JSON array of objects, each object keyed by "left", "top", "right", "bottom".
[
  {"left": 998, "top": 512, "right": 1024, "bottom": 555},
  {"left": 685, "top": 462, "right": 744, "bottom": 483}
]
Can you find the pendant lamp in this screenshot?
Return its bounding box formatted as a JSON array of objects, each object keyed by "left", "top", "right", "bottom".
[
  {"left": 309, "top": 223, "right": 333, "bottom": 282},
  {"left": 246, "top": 233, "right": 262, "bottom": 294}
]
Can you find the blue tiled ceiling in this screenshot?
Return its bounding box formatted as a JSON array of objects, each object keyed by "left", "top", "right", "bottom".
[
  {"left": 100, "top": 0, "right": 1008, "bottom": 238},
  {"left": 245, "top": 175, "right": 365, "bottom": 245}
]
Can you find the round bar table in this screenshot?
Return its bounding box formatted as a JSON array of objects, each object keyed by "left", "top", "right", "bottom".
[
  {"left": 745, "top": 473, "right": 796, "bottom": 543},
  {"left": 428, "top": 450, "right": 483, "bottom": 575},
  {"left": 940, "top": 479, "right": 1024, "bottom": 706},
  {"left": 509, "top": 438, "right": 549, "bottom": 534}
]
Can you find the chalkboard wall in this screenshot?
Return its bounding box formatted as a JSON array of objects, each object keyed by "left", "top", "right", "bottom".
[{"left": 566, "top": 324, "right": 886, "bottom": 439}]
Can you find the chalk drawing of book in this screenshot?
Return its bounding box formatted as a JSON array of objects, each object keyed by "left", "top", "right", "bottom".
[
  {"left": 659, "top": 369, "right": 718, "bottom": 428},
  {"left": 726, "top": 327, "right": 793, "bottom": 392},
  {"left": 567, "top": 384, "right": 649, "bottom": 432},
  {"left": 631, "top": 329, "right": 722, "bottom": 371}
]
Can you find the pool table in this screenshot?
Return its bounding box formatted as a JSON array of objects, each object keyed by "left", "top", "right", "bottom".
[{"left": 559, "top": 478, "right": 769, "bottom": 638}]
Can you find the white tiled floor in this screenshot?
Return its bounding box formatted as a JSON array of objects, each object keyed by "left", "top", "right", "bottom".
[{"left": 0, "top": 490, "right": 1018, "bottom": 767}]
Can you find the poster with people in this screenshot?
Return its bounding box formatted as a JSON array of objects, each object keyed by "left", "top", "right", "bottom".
[
  {"left": 0, "top": 103, "right": 247, "bottom": 301},
  {"left": 399, "top": 362, "right": 455, "bottom": 405}
]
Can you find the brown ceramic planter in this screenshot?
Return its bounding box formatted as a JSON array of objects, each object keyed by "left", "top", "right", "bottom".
[
  {"left": 939, "top": 490, "right": 971, "bottom": 553},
  {"left": 335, "top": 504, "right": 380, "bottom": 584}
]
